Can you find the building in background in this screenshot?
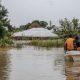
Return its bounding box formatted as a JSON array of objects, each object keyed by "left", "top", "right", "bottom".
[{"left": 12, "top": 28, "right": 58, "bottom": 40}]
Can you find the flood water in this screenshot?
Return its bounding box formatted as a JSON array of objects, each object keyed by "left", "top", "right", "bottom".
[{"left": 0, "top": 46, "right": 66, "bottom": 80}]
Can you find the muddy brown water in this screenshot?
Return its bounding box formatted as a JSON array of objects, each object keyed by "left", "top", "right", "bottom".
[{"left": 1, "top": 46, "right": 78, "bottom": 80}]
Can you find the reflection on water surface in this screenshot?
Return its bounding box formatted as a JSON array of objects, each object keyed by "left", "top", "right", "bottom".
[
  {"left": 0, "top": 51, "right": 10, "bottom": 80},
  {"left": 65, "top": 61, "right": 80, "bottom": 80},
  {"left": 0, "top": 46, "right": 66, "bottom": 80}
]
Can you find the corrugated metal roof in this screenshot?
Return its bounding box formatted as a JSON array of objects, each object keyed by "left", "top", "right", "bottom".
[{"left": 12, "top": 28, "right": 58, "bottom": 38}]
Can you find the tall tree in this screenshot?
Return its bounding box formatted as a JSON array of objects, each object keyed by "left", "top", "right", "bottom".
[{"left": 0, "top": 2, "right": 12, "bottom": 38}]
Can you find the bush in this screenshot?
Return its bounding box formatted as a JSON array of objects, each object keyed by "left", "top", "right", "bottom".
[{"left": 0, "top": 37, "right": 13, "bottom": 48}]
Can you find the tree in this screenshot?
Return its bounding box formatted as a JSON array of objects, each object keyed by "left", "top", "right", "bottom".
[
  {"left": 72, "top": 18, "right": 80, "bottom": 34},
  {"left": 0, "top": 2, "right": 12, "bottom": 38},
  {"left": 40, "top": 21, "right": 48, "bottom": 28},
  {"left": 0, "top": 25, "right": 5, "bottom": 38},
  {"left": 53, "top": 18, "right": 80, "bottom": 38},
  {"left": 25, "top": 23, "right": 31, "bottom": 29},
  {"left": 19, "top": 23, "right": 31, "bottom": 30}
]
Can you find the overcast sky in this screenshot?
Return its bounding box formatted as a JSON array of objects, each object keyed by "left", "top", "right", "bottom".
[{"left": 2, "top": 0, "right": 80, "bottom": 27}]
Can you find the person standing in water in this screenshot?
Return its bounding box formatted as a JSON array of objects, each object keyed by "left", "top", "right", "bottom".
[
  {"left": 64, "top": 34, "right": 75, "bottom": 52},
  {"left": 64, "top": 34, "right": 75, "bottom": 62}
]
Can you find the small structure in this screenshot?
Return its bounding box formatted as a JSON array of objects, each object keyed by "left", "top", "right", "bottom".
[
  {"left": 12, "top": 28, "right": 58, "bottom": 40},
  {"left": 31, "top": 21, "right": 41, "bottom": 28}
]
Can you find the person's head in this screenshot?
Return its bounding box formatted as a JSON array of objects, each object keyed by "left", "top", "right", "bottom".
[
  {"left": 68, "top": 34, "right": 73, "bottom": 38},
  {"left": 75, "top": 36, "right": 79, "bottom": 40}
]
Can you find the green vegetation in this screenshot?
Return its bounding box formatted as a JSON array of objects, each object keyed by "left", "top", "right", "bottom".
[
  {"left": 0, "top": 4, "right": 13, "bottom": 32},
  {"left": 0, "top": 37, "right": 13, "bottom": 48},
  {"left": 54, "top": 18, "right": 80, "bottom": 38},
  {"left": 27, "top": 39, "right": 64, "bottom": 48},
  {"left": 0, "top": 2, "right": 13, "bottom": 48},
  {"left": 40, "top": 21, "right": 48, "bottom": 28},
  {"left": 15, "top": 43, "right": 23, "bottom": 49}
]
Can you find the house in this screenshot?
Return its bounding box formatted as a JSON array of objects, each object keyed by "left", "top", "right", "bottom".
[{"left": 12, "top": 28, "right": 58, "bottom": 40}]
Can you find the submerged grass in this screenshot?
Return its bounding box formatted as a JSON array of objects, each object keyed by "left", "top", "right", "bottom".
[
  {"left": 15, "top": 43, "right": 23, "bottom": 49},
  {"left": 0, "top": 38, "right": 64, "bottom": 48},
  {"left": 28, "top": 39, "right": 64, "bottom": 48}
]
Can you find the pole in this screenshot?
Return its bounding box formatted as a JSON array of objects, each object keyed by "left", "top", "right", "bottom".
[{"left": 50, "top": 20, "right": 51, "bottom": 27}]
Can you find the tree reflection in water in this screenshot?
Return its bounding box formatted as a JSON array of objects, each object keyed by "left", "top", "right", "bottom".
[{"left": 0, "top": 51, "right": 10, "bottom": 80}]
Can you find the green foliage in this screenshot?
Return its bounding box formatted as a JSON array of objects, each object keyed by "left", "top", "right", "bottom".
[
  {"left": 54, "top": 18, "right": 80, "bottom": 38},
  {"left": 6, "top": 31, "right": 12, "bottom": 38},
  {"left": 19, "top": 23, "right": 31, "bottom": 30},
  {"left": 0, "top": 26, "right": 6, "bottom": 38},
  {"left": 0, "top": 37, "right": 13, "bottom": 48},
  {"left": 0, "top": 3, "right": 13, "bottom": 35},
  {"left": 40, "top": 21, "right": 48, "bottom": 28},
  {"left": 15, "top": 43, "right": 23, "bottom": 49},
  {"left": 0, "top": 4, "right": 8, "bottom": 19},
  {"left": 28, "top": 39, "right": 64, "bottom": 48},
  {"left": 0, "top": 2, "right": 14, "bottom": 47}
]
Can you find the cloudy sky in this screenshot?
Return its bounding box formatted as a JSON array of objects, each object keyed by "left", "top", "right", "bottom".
[{"left": 2, "top": 0, "right": 80, "bottom": 27}]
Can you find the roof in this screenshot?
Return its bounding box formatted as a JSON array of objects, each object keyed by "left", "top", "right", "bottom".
[{"left": 12, "top": 28, "right": 58, "bottom": 38}]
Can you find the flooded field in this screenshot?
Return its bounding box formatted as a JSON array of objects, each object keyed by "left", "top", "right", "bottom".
[{"left": 0, "top": 46, "right": 67, "bottom": 80}]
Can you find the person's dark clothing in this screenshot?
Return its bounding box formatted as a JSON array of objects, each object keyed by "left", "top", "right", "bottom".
[
  {"left": 75, "top": 36, "right": 80, "bottom": 50},
  {"left": 75, "top": 40, "right": 80, "bottom": 47}
]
